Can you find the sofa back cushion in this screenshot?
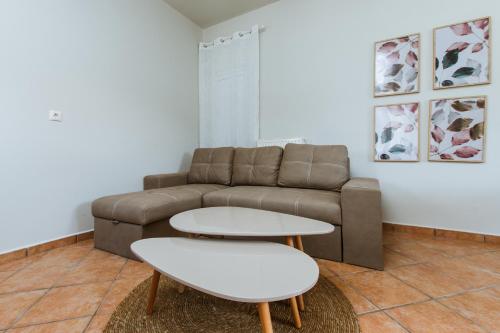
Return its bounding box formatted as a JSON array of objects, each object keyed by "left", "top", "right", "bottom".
[
  {"left": 278, "top": 144, "right": 350, "bottom": 191},
  {"left": 188, "top": 147, "right": 234, "bottom": 185},
  {"left": 231, "top": 146, "right": 283, "bottom": 186}
]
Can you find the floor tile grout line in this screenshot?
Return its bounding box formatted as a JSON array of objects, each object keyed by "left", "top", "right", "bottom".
[
  {"left": 50, "top": 247, "right": 102, "bottom": 288},
  {"left": 0, "top": 287, "right": 51, "bottom": 297},
  {"left": 382, "top": 307, "right": 413, "bottom": 333},
  {"left": 387, "top": 241, "right": 500, "bottom": 290},
  {"left": 336, "top": 272, "right": 433, "bottom": 312},
  {"left": 434, "top": 283, "right": 500, "bottom": 301},
  {"left": 384, "top": 247, "right": 418, "bottom": 263},
  {"left": 323, "top": 267, "right": 381, "bottom": 312},
  {"left": 86, "top": 257, "right": 132, "bottom": 330},
  {"left": 6, "top": 246, "right": 96, "bottom": 330},
  {"left": 9, "top": 314, "right": 93, "bottom": 331},
  {"left": 436, "top": 297, "right": 491, "bottom": 332},
  {"left": 8, "top": 288, "right": 51, "bottom": 330},
  {"left": 0, "top": 246, "right": 95, "bottom": 296},
  {"left": 0, "top": 271, "right": 17, "bottom": 285},
  {"left": 385, "top": 256, "right": 500, "bottom": 300},
  {"left": 384, "top": 269, "right": 435, "bottom": 300}
]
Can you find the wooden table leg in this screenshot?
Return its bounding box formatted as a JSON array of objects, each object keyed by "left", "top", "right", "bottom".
[
  {"left": 146, "top": 270, "right": 161, "bottom": 315},
  {"left": 285, "top": 235, "right": 306, "bottom": 312},
  {"left": 294, "top": 235, "right": 306, "bottom": 311},
  {"left": 290, "top": 296, "right": 302, "bottom": 328},
  {"left": 257, "top": 302, "right": 273, "bottom": 333},
  {"left": 294, "top": 235, "right": 304, "bottom": 252}
]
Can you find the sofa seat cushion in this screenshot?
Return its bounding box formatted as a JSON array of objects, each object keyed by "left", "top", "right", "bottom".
[
  {"left": 92, "top": 184, "right": 227, "bottom": 226},
  {"left": 232, "top": 146, "right": 283, "bottom": 186},
  {"left": 278, "top": 144, "right": 350, "bottom": 191},
  {"left": 203, "top": 186, "right": 342, "bottom": 225},
  {"left": 188, "top": 147, "right": 235, "bottom": 185}
]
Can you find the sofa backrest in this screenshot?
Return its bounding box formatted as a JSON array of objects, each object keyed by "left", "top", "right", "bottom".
[
  {"left": 277, "top": 144, "right": 350, "bottom": 191},
  {"left": 188, "top": 147, "right": 234, "bottom": 185},
  {"left": 231, "top": 146, "right": 283, "bottom": 186}
]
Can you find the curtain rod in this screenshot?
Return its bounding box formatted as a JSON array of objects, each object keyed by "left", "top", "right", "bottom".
[{"left": 200, "top": 25, "right": 266, "bottom": 47}]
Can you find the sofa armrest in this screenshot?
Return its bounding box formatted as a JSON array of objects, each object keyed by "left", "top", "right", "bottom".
[
  {"left": 341, "top": 177, "right": 383, "bottom": 270},
  {"left": 143, "top": 172, "right": 188, "bottom": 190}
]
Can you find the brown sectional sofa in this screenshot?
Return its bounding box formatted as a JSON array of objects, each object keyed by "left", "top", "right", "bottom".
[{"left": 92, "top": 144, "right": 383, "bottom": 270}]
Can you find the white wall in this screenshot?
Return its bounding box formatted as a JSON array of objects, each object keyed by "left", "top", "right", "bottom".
[
  {"left": 0, "top": 0, "right": 201, "bottom": 253},
  {"left": 203, "top": 0, "right": 500, "bottom": 235}
]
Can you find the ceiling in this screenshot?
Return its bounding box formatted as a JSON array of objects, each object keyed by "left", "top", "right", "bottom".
[{"left": 163, "top": 0, "right": 278, "bottom": 28}]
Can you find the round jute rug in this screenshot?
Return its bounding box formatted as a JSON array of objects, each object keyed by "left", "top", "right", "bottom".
[{"left": 104, "top": 275, "right": 359, "bottom": 333}]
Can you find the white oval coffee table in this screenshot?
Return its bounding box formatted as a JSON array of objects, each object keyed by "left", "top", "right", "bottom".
[
  {"left": 131, "top": 237, "right": 319, "bottom": 333},
  {"left": 170, "top": 207, "right": 335, "bottom": 238},
  {"left": 170, "top": 207, "right": 334, "bottom": 311}
]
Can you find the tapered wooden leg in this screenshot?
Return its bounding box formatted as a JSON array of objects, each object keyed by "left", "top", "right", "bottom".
[
  {"left": 257, "top": 302, "right": 273, "bottom": 333},
  {"left": 294, "top": 235, "right": 304, "bottom": 251},
  {"left": 285, "top": 236, "right": 306, "bottom": 311},
  {"left": 296, "top": 295, "right": 305, "bottom": 312},
  {"left": 146, "top": 270, "right": 161, "bottom": 315},
  {"left": 293, "top": 235, "right": 306, "bottom": 311},
  {"left": 290, "top": 296, "right": 302, "bottom": 328}
]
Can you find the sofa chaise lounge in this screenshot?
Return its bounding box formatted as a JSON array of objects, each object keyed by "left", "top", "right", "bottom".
[{"left": 91, "top": 144, "right": 383, "bottom": 269}]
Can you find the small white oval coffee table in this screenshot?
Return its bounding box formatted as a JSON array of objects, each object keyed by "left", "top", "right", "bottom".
[
  {"left": 170, "top": 207, "right": 335, "bottom": 311},
  {"left": 131, "top": 238, "right": 319, "bottom": 333}
]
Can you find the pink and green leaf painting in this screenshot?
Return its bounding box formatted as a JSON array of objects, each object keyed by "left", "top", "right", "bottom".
[
  {"left": 374, "top": 103, "right": 419, "bottom": 161},
  {"left": 375, "top": 34, "right": 420, "bottom": 97},
  {"left": 428, "top": 97, "right": 486, "bottom": 163},
  {"left": 434, "top": 17, "right": 490, "bottom": 89}
]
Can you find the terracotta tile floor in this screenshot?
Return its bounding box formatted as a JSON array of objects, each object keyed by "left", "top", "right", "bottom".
[{"left": 0, "top": 232, "right": 499, "bottom": 332}]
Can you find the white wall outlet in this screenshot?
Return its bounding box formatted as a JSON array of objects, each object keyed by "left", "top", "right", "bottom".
[{"left": 49, "top": 110, "right": 63, "bottom": 122}]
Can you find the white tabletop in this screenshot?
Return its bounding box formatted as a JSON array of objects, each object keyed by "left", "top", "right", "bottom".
[
  {"left": 131, "top": 238, "right": 319, "bottom": 303},
  {"left": 170, "top": 207, "right": 335, "bottom": 237}
]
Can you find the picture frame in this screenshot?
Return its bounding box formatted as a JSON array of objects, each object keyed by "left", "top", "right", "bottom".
[
  {"left": 433, "top": 17, "right": 491, "bottom": 89},
  {"left": 374, "top": 33, "right": 420, "bottom": 97},
  {"left": 428, "top": 96, "right": 487, "bottom": 163},
  {"left": 374, "top": 102, "right": 420, "bottom": 162}
]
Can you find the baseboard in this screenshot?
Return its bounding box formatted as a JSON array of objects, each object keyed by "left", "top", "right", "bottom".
[
  {"left": 0, "top": 230, "right": 94, "bottom": 265},
  {"left": 383, "top": 222, "right": 500, "bottom": 244}
]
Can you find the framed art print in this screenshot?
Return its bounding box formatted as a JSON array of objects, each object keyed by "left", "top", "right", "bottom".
[
  {"left": 374, "top": 103, "right": 420, "bottom": 162},
  {"left": 428, "top": 96, "right": 486, "bottom": 162},
  {"left": 374, "top": 33, "right": 420, "bottom": 97},
  {"left": 434, "top": 17, "right": 491, "bottom": 89}
]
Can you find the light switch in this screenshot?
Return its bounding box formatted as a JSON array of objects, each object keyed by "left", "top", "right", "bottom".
[{"left": 49, "top": 110, "right": 63, "bottom": 122}]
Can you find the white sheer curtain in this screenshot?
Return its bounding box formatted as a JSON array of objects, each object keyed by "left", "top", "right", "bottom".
[{"left": 199, "top": 25, "right": 260, "bottom": 148}]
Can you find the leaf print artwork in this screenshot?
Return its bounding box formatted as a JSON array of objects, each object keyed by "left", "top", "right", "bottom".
[
  {"left": 378, "top": 41, "right": 398, "bottom": 53},
  {"left": 469, "top": 122, "right": 484, "bottom": 140},
  {"left": 434, "top": 17, "right": 490, "bottom": 89},
  {"left": 431, "top": 126, "right": 445, "bottom": 143},
  {"left": 451, "top": 100, "right": 474, "bottom": 112},
  {"left": 454, "top": 146, "right": 480, "bottom": 158},
  {"left": 442, "top": 50, "right": 459, "bottom": 69},
  {"left": 381, "top": 127, "right": 394, "bottom": 144},
  {"left": 447, "top": 118, "right": 473, "bottom": 132},
  {"left": 374, "top": 103, "right": 419, "bottom": 161},
  {"left": 375, "top": 34, "right": 420, "bottom": 96},
  {"left": 428, "top": 97, "right": 486, "bottom": 163},
  {"left": 451, "top": 130, "right": 471, "bottom": 146},
  {"left": 431, "top": 109, "right": 445, "bottom": 123},
  {"left": 450, "top": 23, "right": 473, "bottom": 36},
  {"left": 451, "top": 67, "right": 475, "bottom": 78},
  {"left": 472, "top": 43, "right": 483, "bottom": 53},
  {"left": 446, "top": 42, "right": 470, "bottom": 52}
]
